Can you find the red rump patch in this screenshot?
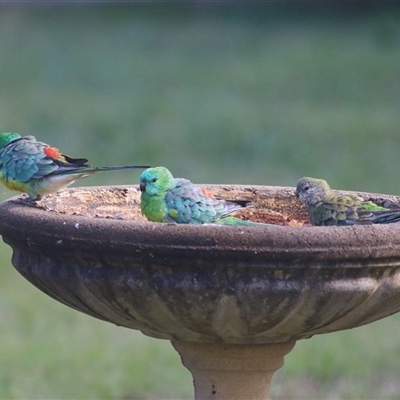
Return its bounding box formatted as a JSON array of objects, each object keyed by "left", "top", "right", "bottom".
[
  {"left": 201, "top": 187, "right": 216, "bottom": 199},
  {"left": 44, "top": 146, "right": 62, "bottom": 160}
]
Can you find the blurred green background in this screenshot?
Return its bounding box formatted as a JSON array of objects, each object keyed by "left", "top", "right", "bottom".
[{"left": 1, "top": 3, "right": 400, "bottom": 399}]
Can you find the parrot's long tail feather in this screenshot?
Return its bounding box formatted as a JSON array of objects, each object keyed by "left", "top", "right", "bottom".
[
  {"left": 348, "top": 209, "right": 400, "bottom": 225},
  {"left": 54, "top": 165, "right": 151, "bottom": 176},
  {"left": 213, "top": 216, "right": 278, "bottom": 227},
  {"left": 371, "top": 210, "right": 400, "bottom": 224}
]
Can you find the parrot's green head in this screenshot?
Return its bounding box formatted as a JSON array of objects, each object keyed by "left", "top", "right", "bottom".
[
  {"left": 0, "top": 132, "right": 21, "bottom": 150},
  {"left": 139, "top": 167, "right": 174, "bottom": 197},
  {"left": 295, "top": 177, "right": 331, "bottom": 206}
]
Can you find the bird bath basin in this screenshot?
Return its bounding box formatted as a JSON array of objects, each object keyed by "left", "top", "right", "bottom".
[{"left": 2, "top": 184, "right": 400, "bottom": 399}]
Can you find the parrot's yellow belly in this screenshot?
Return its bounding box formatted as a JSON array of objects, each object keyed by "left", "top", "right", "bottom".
[{"left": 1, "top": 178, "right": 27, "bottom": 193}]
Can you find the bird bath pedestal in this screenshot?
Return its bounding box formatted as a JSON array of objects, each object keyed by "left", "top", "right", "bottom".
[{"left": 1, "top": 184, "right": 400, "bottom": 399}]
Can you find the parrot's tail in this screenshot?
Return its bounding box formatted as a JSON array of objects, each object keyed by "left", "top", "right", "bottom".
[
  {"left": 349, "top": 209, "right": 400, "bottom": 225},
  {"left": 371, "top": 210, "right": 400, "bottom": 224},
  {"left": 55, "top": 165, "right": 151, "bottom": 176},
  {"left": 213, "top": 216, "right": 278, "bottom": 227}
]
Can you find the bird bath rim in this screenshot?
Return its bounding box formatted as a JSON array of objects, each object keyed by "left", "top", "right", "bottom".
[
  {"left": 1, "top": 184, "right": 400, "bottom": 267},
  {"left": 1, "top": 184, "right": 400, "bottom": 344}
]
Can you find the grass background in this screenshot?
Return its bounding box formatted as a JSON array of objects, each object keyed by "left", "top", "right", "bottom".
[{"left": 1, "top": 4, "right": 400, "bottom": 399}]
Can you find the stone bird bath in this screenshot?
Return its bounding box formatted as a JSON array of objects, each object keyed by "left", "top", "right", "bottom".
[{"left": 1, "top": 184, "right": 400, "bottom": 399}]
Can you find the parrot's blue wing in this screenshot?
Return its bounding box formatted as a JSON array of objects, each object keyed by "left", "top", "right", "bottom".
[
  {"left": 0, "top": 137, "right": 89, "bottom": 182},
  {"left": 0, "top": 137, "right": 58, "bottom": 182},
  {"left": 165, "top": 178, "right": 241, "bottom": 224}
]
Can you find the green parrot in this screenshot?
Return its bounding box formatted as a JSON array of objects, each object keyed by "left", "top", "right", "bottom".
[
  {"left": 295, "top": 176, "right": 400, "bottom": 226},
  {"left": 139, "top": 166, "right": 269, "bottom": 226},
  {"left": 0, "top": 132, "right": 150, "bottom": 200}
]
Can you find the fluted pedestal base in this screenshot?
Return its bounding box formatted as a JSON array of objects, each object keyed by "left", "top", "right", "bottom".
[{"left": 172, "top": 341, "right": 296, "bottom": 400}]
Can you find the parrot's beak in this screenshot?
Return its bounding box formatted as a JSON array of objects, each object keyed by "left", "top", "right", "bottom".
[
  {"left": 139, "top": 181, "right": 146, "bottom": 192},
  {"left": 294, "top": 189, "right": 299, "bottom": 198}
]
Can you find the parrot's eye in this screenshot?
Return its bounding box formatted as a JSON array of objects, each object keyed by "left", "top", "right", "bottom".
[
  {"left": 152, "top": 178, "right": 158, "bottom": 183},
  {"left": 303, "top": 184, "right": 310, "bottom": 191}
]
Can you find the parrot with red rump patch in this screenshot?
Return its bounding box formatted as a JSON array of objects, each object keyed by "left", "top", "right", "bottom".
[
  {"left": 0, "top": 132, "right": 149, "bottom": 200},
  {"left": 139, "top": 166, "right": 274, "bottom": 226}
]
